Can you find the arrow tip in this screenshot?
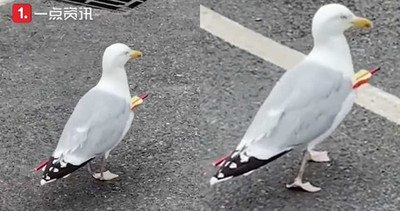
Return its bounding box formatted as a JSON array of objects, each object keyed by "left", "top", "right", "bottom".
[
  {"left": 139, "top": 94, "right": 148, "bottom": 100},
  {"left": 369, "top": 67, "right": 380, "bottom": 74}
]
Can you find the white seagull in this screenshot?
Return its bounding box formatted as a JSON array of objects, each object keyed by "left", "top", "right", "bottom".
[
  {"left": 39, "top": 43, "right": 142, "bottom": 185},
  {"left": 210, "top": 4, "right": 372, "bottom": 192}
]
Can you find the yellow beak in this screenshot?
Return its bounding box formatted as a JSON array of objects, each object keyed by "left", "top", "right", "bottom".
[
  {"left": 352, "top": 17, "right": 372, "bottom": 29},
  {"left": 130, "top": 50, "right": 142, "bottom": 59}
]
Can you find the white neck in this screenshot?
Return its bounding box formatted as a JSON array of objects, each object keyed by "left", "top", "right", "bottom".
[
  {"left": 308, "top": 34, "right": 354, "bottom": 79},
  {"left": 96, "top": 66, "right": 131, "bottom": 100}
]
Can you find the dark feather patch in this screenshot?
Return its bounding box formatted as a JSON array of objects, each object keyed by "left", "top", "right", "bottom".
[
  {"left": 41, "top": 156, "right": 93, "bottom": 184},
  {"left": 212, "top": 149, "right": 291, "bottom": 182}
]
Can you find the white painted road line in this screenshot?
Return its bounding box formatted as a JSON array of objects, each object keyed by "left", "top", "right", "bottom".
[
  {"left": 200, "top": 5, "right": 304, "bottom": 70},
  {"left": 356, "top": 85, "right": 400, "bottom": 124},
  {"left": 200, "top": 5, "right": 400, "bottom": 125}
]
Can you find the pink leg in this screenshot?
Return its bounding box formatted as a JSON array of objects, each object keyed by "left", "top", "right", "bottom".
[{"left": 286, "top": 150, "right": 321, "bottom": 192}]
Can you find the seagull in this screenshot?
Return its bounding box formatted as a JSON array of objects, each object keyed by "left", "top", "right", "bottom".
[
  {"left": 38, "top": 43, "right": 142, "bottom": 185},
  {"left": 210, "top": 4, "right": 372, "bottom": 192}
]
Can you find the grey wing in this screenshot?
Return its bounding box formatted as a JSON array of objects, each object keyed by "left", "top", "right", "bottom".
[
  {"left": 239, "top": 62, "right": 352, "bottom": 159},
  {"left": 52, "top": 88, "right": 132, "bottom": 165}
]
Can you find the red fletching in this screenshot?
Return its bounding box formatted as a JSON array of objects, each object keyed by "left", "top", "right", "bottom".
[
  {"left": 353, "top": 79, "right": 368, "bottom": 89},
  {"left": 352, "top": 67, "right": 380, "bottom": 89}
]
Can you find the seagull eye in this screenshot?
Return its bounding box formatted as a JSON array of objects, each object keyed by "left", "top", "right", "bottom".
[{"left": 340, "top": 15, "right": 348, "bottom": 20}]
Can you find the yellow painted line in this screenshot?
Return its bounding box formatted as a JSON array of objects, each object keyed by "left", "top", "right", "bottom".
[{"left": 200, "top": 5, "right": 400, "bottom": 125}]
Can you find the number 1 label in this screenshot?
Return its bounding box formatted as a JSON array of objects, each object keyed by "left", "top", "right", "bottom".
[{"left": 12, "top": 4, "right": 32, "bottom": 23}]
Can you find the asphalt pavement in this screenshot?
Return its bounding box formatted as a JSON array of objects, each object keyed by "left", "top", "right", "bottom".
[{"left": 0, "top": 0, "right": 400, "bottom": 210}]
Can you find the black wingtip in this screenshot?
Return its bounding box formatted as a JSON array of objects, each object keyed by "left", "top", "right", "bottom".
[
  {"left": 211, "top": 149, "right": 291, "bottom": 185},
  {"left": 40, "top": 157, "right": 92, "bottom": 185}
]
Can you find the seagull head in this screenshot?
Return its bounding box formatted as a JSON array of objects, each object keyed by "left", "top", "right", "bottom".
[
  {"left": 312, "top": 4, "right": 372, "bottom": 38},
  {"left": 102, "top": 43, "right": 142, "bottom": 69}
]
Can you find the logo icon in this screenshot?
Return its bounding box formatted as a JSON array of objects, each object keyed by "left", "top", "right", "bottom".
[{"left": 12, "top": 4, "right": 32, "bottom": 23}]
